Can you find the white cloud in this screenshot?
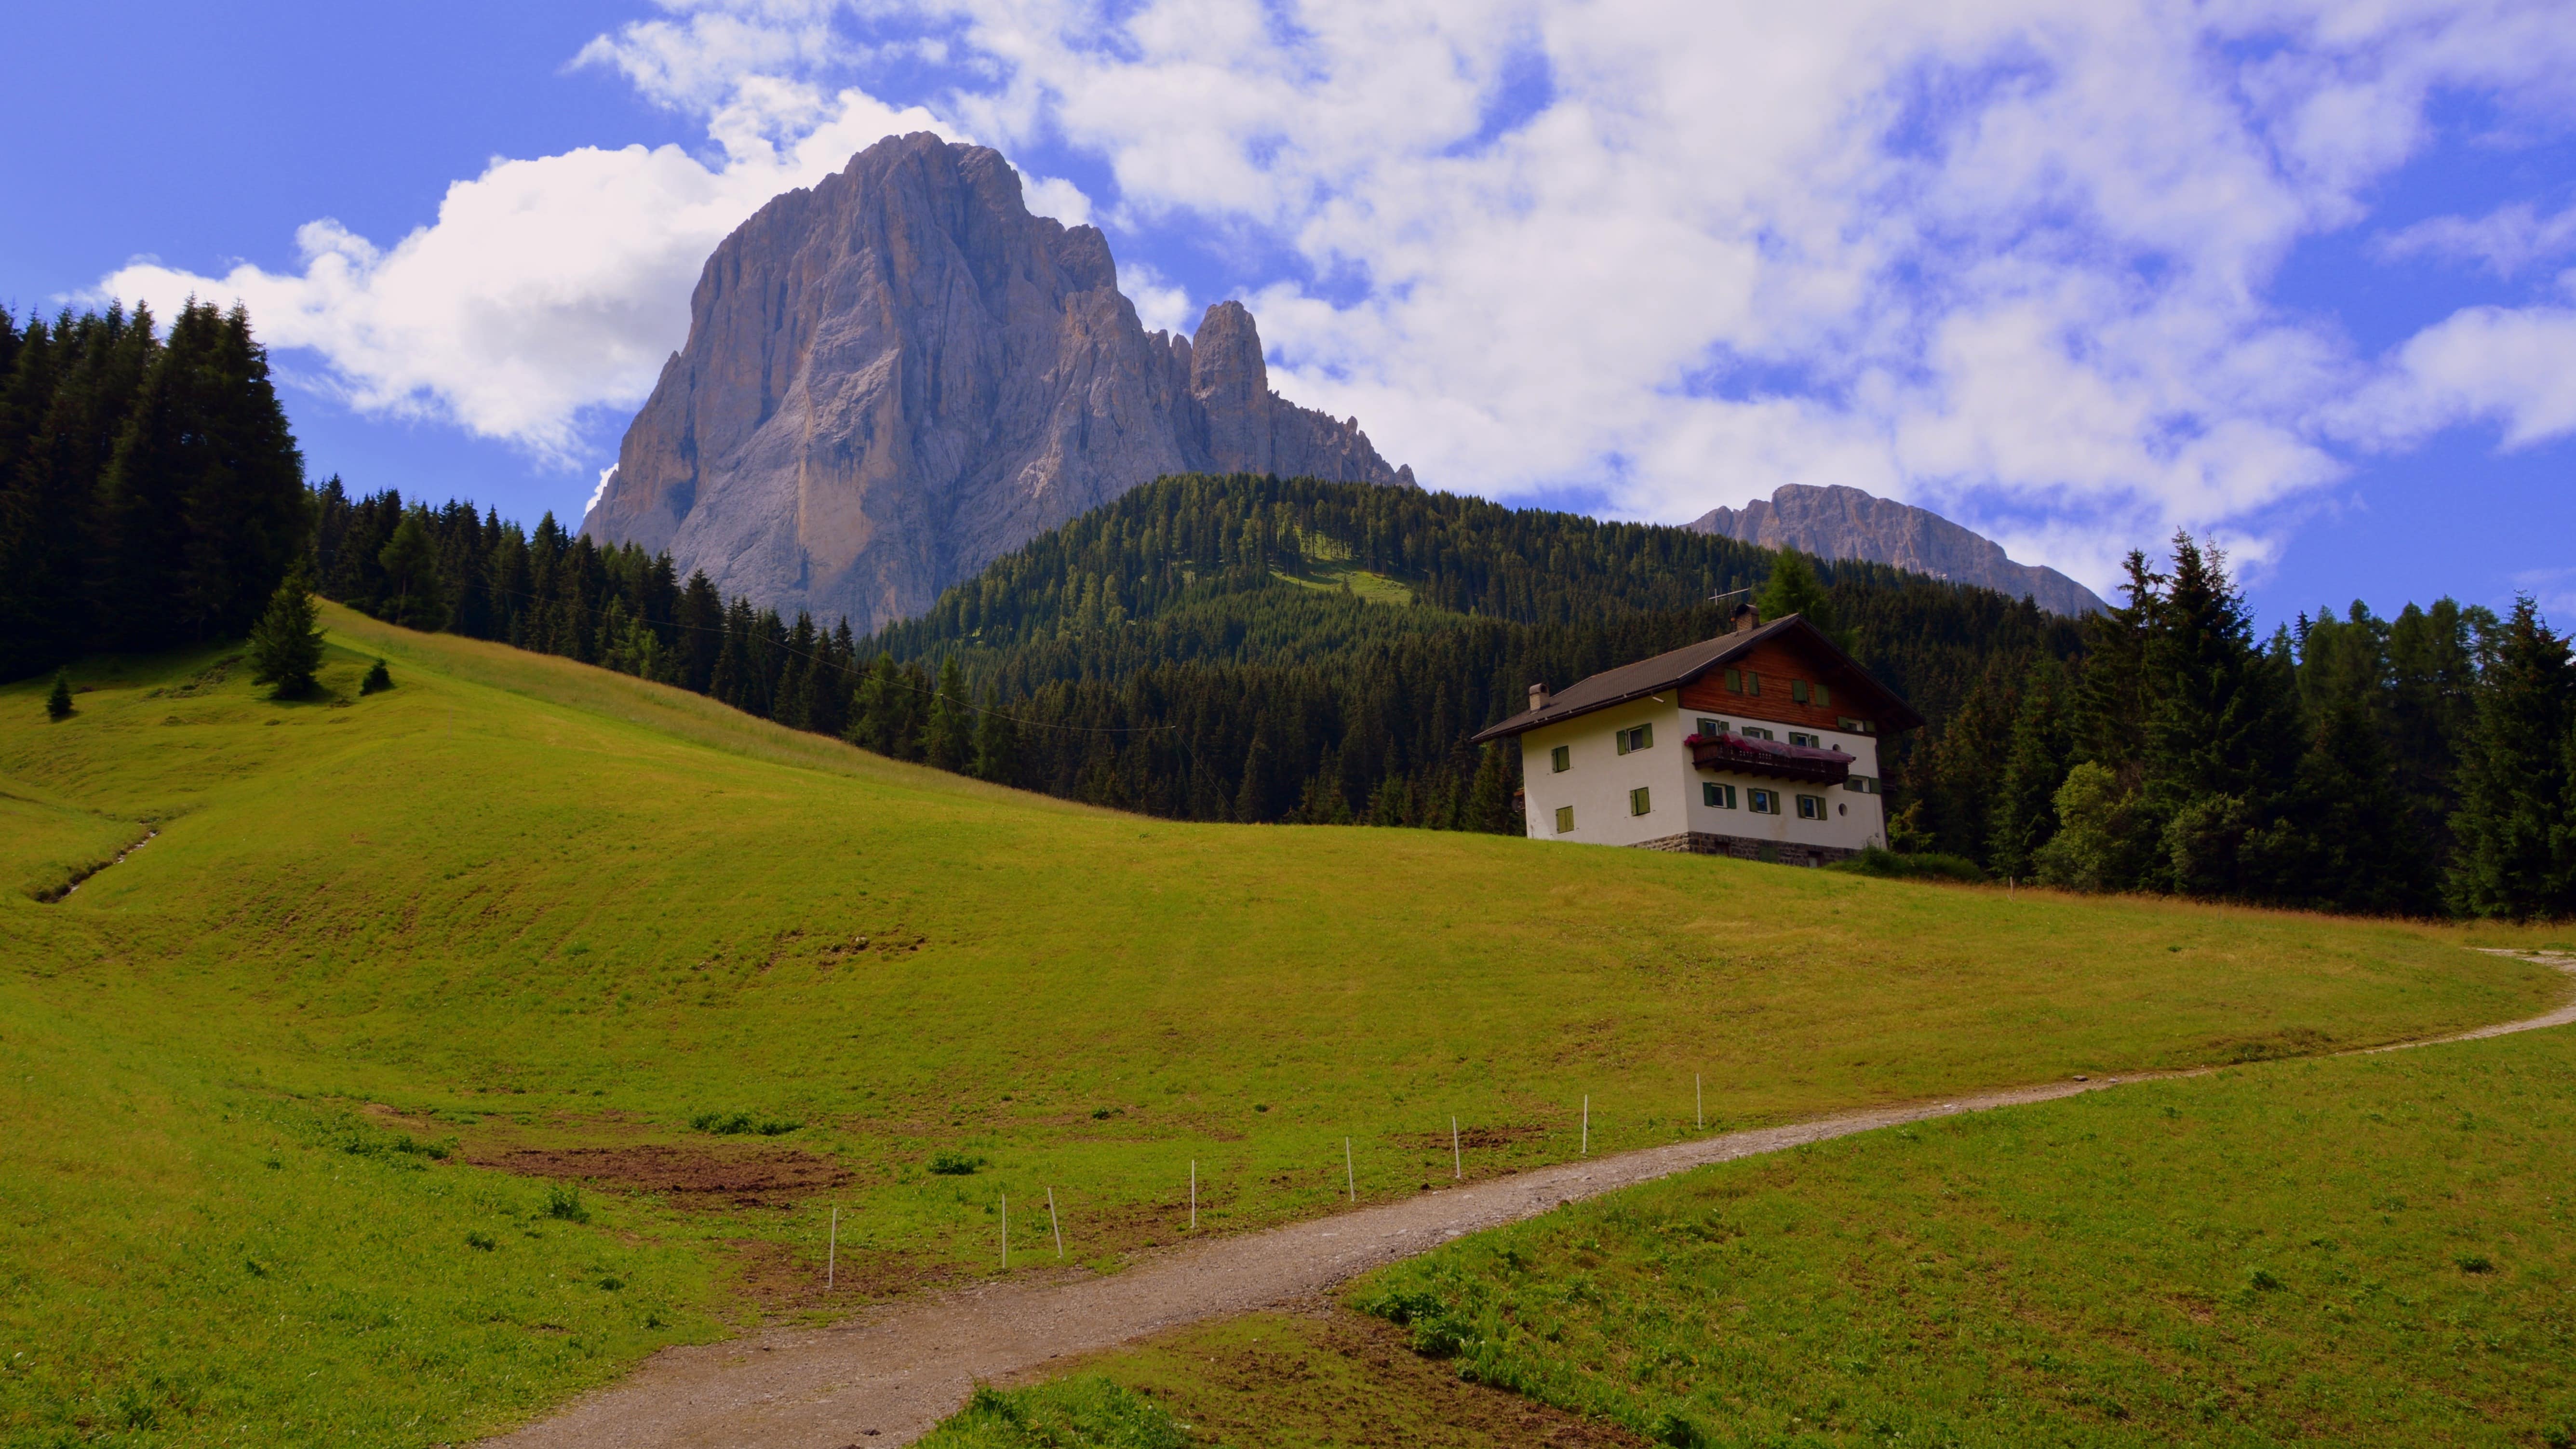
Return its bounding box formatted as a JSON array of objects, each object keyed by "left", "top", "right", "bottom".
[
  {"left": 2338, "top": 302, "right": 2576, "bottom": 450},
  {"left": 2376, "top": 201, "right": 2576, "bottom": 276},
  {"left": 102, "top": 84, "right": 946, "bottom": 463},
  {"left": 90, "top": 0, "right": 2576, "bottom": 591}
]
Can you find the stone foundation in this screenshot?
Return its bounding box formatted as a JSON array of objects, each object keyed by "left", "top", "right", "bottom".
[{"left": 1632, "top": 832, "right": 1857, "bottom": 868}]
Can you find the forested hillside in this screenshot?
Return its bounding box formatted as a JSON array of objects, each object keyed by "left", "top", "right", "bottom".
[
  {"left": 0, "top": 303, "right": 308, "bottom": 681},
  {"left": 308, "top": 474, "right": 2077, "bottom": 832}
]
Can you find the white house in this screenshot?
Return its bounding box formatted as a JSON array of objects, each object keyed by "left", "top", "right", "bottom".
[{"left": 1470, "top": 606, "right": 1925, "bottom": 866}]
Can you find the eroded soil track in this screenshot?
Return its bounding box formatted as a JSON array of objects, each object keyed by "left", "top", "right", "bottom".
[{"left": 486, "top": 951, "right": 2576, "bottom": 1449}]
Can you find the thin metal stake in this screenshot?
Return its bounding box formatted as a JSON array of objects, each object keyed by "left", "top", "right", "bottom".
[
  {"left": 1582, "top": 1095, "right": 1590, "bottom": 1156},
  {"left": 1345, "top": 1138, "right": 1356, "bottom": 1202},
  {"left": 1452, "top": 1116, "right": 1461, "bottom": 1180},
  {"left": 1048, "top": 1187, "right": 1063, "bottom": 1260},
  {"left": 827, "top": 1207, "right": 838, "bottom": 1290}
]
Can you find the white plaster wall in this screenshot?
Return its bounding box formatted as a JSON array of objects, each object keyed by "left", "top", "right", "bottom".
[
  {"left": 1679, "top": 711, "right": 1886, "bottom": 852},
  {"left": 1523, "top": 706, "right": 1889, "bottom": 851},
  {"left": 1518, "top": 702, "right": 1692, "bottom": 848}
]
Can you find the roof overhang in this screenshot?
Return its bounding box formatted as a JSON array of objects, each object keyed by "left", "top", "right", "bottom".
[{"left": 1469, "top": 614, "right": 1926, "bottom": 746}]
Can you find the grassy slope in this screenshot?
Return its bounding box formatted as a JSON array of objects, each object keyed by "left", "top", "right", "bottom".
[
  {"left": 0, "top": 605, "right": 2563, "bottom": 1446},
  {"left": 1327, "top": 1019, "right": 2576, "bottom": 1448}
]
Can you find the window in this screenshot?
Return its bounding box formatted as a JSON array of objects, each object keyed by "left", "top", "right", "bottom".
[
  {"left": 1554, "top": 805, "right": 1575, "bottom": 834},
  {"left": 1740, "top": 725, "right": 1775, "bottom": 741},
  {"left": 1790, "top": 679, "right": 1809, "bottom": 704},
  {"left": 1615, "top": 723, "right": 1653, "bottom": 754},
  {"left": 1703, "top": 782, "right": 1737, "bottom": 809},
  {"left": 1748, "top": 789, "right": 1778, "bottom": 815},
  {"left": 1796, "top": 793, "right": 1825, "bottom": 820},
  {"left": 1746, "top": 671, "right": 1761, "bottom": 696},
  {"left": 1844, "top": 774, "right": 1880, "bottom": 794},
  {"left": 1629, "top": 787, "right": 1652, "bottom": 816},
  {"left": 1836, "top": 715, "right": 1875, "bottom": 734},
  {"left": 1550, "top": 744, "right": 1570, "bottom": 773},
  {"left": 1724, "top": 668, "right": 1741, "bottom": 693},
  {"left": 1695, "top": 717, "right": 1724, "bottom": 738},
  {"left": 1788, "top": 731, "right": 1819, "bottom": 748}
]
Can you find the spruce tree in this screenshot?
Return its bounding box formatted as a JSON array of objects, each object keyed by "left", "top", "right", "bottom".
[
  {"left": 174, "top": 305, "right": 306, "bottom": 641},
  {"left": 247, "top": 566, "right": 326, "bottom": 698},
  {"left": 923, "top": 657, "right": 974, "bottom": 770},
  {"left": 46, "top": 668, "right": 73, "bottom": 720},
  {"left": 361, "top": 657, "right": 393, "bottom": 695},
  {"left": 2142, "top": 536, "right": 2300, "bottom": 896},
  {"left": 971, "top": 684, "right": 1019, "bottom": 785},
  {"left": 376, "top": 510, "right": 447, "bottom": 630},
  {"left": 2446, "top": 598, "right": 2576, "bottom": 918},
  {"left": 1988, "top": 656, "right": 2073, "bottom": 879},
  {"left": 1754, "top": 549, "right": 1840, "bottom": 642}
]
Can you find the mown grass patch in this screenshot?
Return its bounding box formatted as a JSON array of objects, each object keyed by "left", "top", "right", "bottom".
[
  {"left": 0, "top": 608, "right": 2564, "bottom": 1446},
  {"left": 915, "top": 1378, "right": 1193, "bottom": 1449},
  {"left": 1344, "top": 1024, "right": 2576, "bottom": 1447}
]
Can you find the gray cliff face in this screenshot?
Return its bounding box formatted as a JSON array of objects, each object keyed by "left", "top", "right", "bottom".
[
  {"left": 582, "top": 133, "right": 1412, "bottom": 631},
  {"left": 1689, "top": 484, "right": 2110, "bottom": 617}
]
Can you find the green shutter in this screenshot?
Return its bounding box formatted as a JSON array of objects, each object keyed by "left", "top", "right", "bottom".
[
  {"left": 1814, "top": 682, "right": 1831, "bottom": 708},
  {"left": 1615, "top": 731, "right": 1628, "bottom": 756},
  {"left": 1639, "top": 723, "right": 1652, "bottom": 749},
  {"left": 1791, "top": 679, "right": 1808, "bottom": 703}
]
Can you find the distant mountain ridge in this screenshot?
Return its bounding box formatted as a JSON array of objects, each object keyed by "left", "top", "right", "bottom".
[
  {"left": 1689, "top": 484, "right": 2108, "bottom": 617},
  {"left": 581, "top": 133, "right": 1409, "bottom": 632}
]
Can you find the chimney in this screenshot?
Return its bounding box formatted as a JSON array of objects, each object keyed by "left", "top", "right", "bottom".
[
  {"left": 1730, "top": 603, "right": 1761, "bottom": 635},
  {"left": 1528, "top": 682, "right": 1551, "bottom": 712}
]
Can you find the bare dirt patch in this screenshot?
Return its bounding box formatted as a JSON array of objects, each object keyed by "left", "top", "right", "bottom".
[{"left": 486, "top": 1145, "right": 852, "bottom": 1207}]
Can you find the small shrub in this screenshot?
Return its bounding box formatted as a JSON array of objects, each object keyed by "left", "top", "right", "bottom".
[
  {"left": 46, "top": 670, "right": 74, "bottom": 721},
  {"left": 598, "top": 1276, "right": 623, "bottom": 1291},
  {"left": 1650, "top": 1408, "right": 1706, "bottom": 1448},
  {"left": 916, "top": 1376, "right": 1190, "bottom": 1449},
  {"left": 691, "top": 1110, "right": 800, "bottom": 1136},
  {"left": 545, "top": 1183, "right": 590, "bottom": 1222},
  {"left": 360, "top": 658, "right": 393, "bottom": 694},
  {"left": 465, "top": 1231, "right": 497, "bottom": 1251},
  {"left": 1830, "top": 844, "right": 1984, "bottom": 883},
  {"left": 929, "top": 1150, "right": 986, "bottom": 1176},
  {"left": 2456, "top": 1254, "right": 2494, "bottom": 1274}
]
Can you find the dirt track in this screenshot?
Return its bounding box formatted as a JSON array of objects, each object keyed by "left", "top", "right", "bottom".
[{"left": 484, "top": 950, "right": 2576, "bottom": 1449}]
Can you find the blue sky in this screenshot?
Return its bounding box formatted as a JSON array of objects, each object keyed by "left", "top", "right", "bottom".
[{"left": 11, "top": 0, "right": 2575, "bottom": 629}]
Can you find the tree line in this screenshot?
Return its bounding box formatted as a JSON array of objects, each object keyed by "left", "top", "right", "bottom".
[
  {"left": 0, "top": 303, "right": 308, "bottom": 682},
  {"left": 1897, "top": 537, "right": 2575, "bottom": 918},
  {"left": 305, "top": 474, "right": 2076, "bottom": 837}
]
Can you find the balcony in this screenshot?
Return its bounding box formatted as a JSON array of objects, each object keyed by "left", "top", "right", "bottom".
[{"left": 1686, "top": 731, "right": 1852, "bottom": 786}]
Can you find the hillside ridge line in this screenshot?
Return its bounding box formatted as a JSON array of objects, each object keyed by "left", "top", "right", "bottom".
[{"left": 483, "top": 951, "right": 2576, "bottom": 1449}]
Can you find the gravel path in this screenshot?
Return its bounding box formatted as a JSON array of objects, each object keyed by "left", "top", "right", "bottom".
[{"left": 485, "top": 950, "right": 2576, "bottom": 1449}]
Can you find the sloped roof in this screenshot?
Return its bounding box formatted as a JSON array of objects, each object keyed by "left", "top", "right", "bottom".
[{"left": 1468, "top": 613, "right": 1926, "bottom": 745}]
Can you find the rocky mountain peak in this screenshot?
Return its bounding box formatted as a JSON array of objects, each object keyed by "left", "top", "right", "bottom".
[
  {"left": 1691, "top": 483, "right": 2109, "bottom": 617},
  {"left": 581, "top": 133, "right": 1410, "bottom": 632}
]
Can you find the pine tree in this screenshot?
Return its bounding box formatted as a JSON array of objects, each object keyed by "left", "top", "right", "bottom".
[
  {"left": 46, "top": 668, "right": 73, "bottom": 720},
  {"left": 174, "top": 305, "right": 306, "bottom": 641},
  {"left": 2446, "top": 598, "right": 2576, "bottom": 918},
  {"left": 1988, "top": 656, "right": 2073, "bottom": 880},
  {"left": 2142, "top": 536, "right": 2301, "bottom": 897},
  {"left": 1754, "top": 549, "right": 1840, "bottom": 642},
  {"left": 923, "top": 657, "right": 973, "bottom": 770},
  {"left": 361, "top": 657, "right": 393, "bottom": 695},
  {"left": 376, "top": 510, "right": 447, "bottom": 630},
  {"left": 971, "top": 684, "right": 1020, "bottom": 785},
  {"left": 246, "top": 566, "right": 326, "bottom": 698}
]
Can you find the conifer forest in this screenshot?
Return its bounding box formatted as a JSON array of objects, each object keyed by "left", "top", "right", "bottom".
[{"left": 6, "top": 306, "right": 2572, "bottom": 920}]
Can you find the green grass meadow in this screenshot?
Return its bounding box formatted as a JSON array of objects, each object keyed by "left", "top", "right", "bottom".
[
  {"left": 0, "top": 604, "right": 2565, "bottom": 1445},
  {"left": 1334, "top": 1022, "right": 2576, "bottom": 1448}
]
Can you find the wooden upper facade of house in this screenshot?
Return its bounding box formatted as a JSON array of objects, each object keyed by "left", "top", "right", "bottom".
[{"left": 1470, "top": 610, "right": 1925, "bottom": 748}]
